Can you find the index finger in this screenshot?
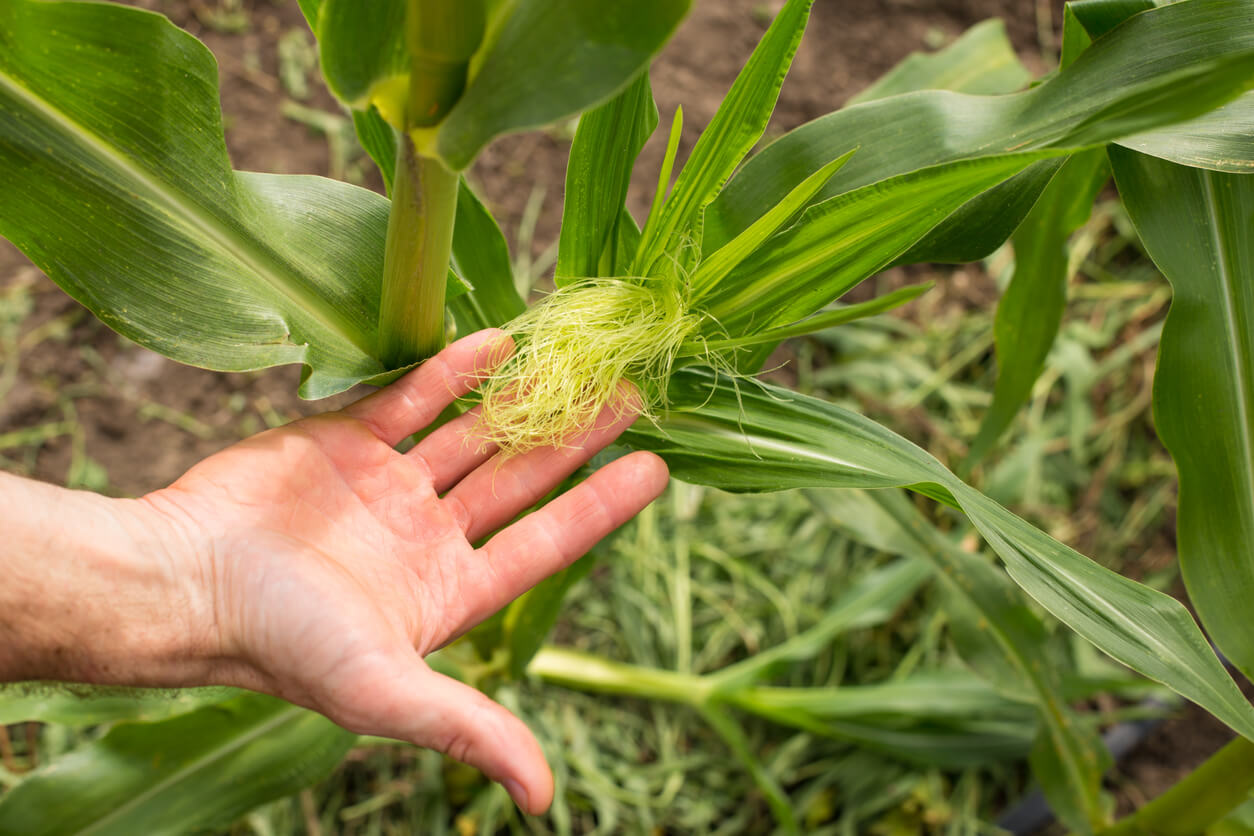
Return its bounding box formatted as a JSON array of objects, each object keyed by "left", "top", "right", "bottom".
[
  {"left": 343, "top": 329, "right": 513, "bottom": 447},
  {"left": 454, "top": 450, "right": 669, "bottom": 633}
]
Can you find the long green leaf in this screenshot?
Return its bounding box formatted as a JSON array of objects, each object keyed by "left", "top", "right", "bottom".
[
  {"left": 0, "top": 695, "right": 355, "bottom": 835},
  {"left": 1067, "top": 0, "right": 1254, "bottom": 173},
  {"left": 892, "top": 160, "right": 1064, "bottom": 266},
  {"left": 1068, "top": 0, "right": 1161, "bottom": 39},
  {"left": 1117, "top": 92, "right": 1254, "bottom": 173},
  {"left": 351, "top": 105, "right": 399, "bottom": 193},
  {"left": 296, "top": 0, "right": 321, "bottom": 30},
  {"left": 435, "top": 0, "right": 690, "bottom": 170},
  {"left": 314, "top": 0, "right": 406, "bottom": 113},
  {"left": 688, "top": 281, "right": 932, "bottom": 354},
  {"left": 848, "top": 18, "right": 1031, "bottom": 105},
  {"left": 0, "top": 0, "right": 462, "bottom": 398},
  {"left": 556, "top": 72, "right": 658, "bottom": 284},
  {"left": 634, "top": 0, "right": 814, "bottom": 276},
  {"left": 448, "top": 180, "right": 525, "bottom": 334},
  {"left": 690, "top": 2, "right": 1254, "bottom": 338},
  {"left": 695, "top": 154, "right": 1046, "bottom": 334},
  {"left": 623, "top": 371, "right": 1254, "bottom": 743},
  {"left": 965, "top": 149, "right": 1109, "bottom": 467},
  {"left": 1111, "top": 147, "right": 1254, "bottom": 683},
  {"left": 847, "top": 17, "right": 1043, "bottom": 267},
  {"left": 0, "top": 684, "right": 239, "bottom": 727},
  {"left": 689, "top": 148, "right": 855, "bottom": 298},
  {"left": 703, "top": 0, "right": 1254, "bottom": 253}
]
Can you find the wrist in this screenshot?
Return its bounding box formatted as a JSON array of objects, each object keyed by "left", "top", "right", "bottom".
[{"left": 0, "top": 471, "right": 218, "bottom": 687}]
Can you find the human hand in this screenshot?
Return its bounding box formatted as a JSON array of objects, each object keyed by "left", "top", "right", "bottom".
[{"left": 132, "top": 329, "right": 669, "bottom": 813}]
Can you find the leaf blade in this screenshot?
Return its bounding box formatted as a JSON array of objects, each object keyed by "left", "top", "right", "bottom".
[
  {"left": 0, "top": 0, "right": 460, "bottom": 398},
  {"left": 1111, "top": 147, "right": 1254, "bottom": 682},
  {"left": 965, "top": 149, "right": 1109, "bottom": 467},
  {"left": 623, "top": 371, "right": 1254, "bottom": 743},
  {"left": 704, "top": 0, "right": 1254, "bottom": 253},
  {"left": 556, "top": 72, "right": 658, "bottom": 283},
  {"left": 436, "top": 0, "right": 691, "bottom": 170},
  {"left": 848, "top": 18, "right": 1032, "bottom": 105},
  {"left": 0, "top": 695, "right": 355, "bottom": 835},
  {"left": 634, "top": 0, "right": 815, "bottom": 275}
]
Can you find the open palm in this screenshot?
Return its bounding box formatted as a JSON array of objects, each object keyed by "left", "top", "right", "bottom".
[{"left": 140, "top": 329, "right": 668, "bottom": 814}]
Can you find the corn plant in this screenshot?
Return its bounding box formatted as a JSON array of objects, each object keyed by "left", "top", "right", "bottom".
[{"left": 1, "top": 0, "right": 1253, "bottom": 832}]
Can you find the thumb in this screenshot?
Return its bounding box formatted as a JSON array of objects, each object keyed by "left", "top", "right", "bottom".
[{"left": 329, "top": 652, "right": 554, "bottom": 815}]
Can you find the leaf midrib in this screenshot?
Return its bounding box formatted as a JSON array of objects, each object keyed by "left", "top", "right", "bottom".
[
  {"left": 662, "top": 416, "right": 878, "bottom": 474},
  {"left": 74, "top": 705, "right": 305, "bottom": 835},
  {"left": 0, "top": 69, "right": 372, "bottom": 357}
]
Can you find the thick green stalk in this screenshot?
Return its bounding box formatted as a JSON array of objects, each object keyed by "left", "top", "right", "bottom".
[
  {"left": 378, "top": 135, "right": 459, "bottom": 366},
  {"left": 406, "top": 0, "right": 484, "bottom": 127},
  {"left": 527, "top": 647, "right": 712, "bottom": 705},
  {"left": 1099, "top": 737, "right": 1254, "bottom": 836},
  {"left": 377, "top": 0, "right": 483, "bottom": 366}
]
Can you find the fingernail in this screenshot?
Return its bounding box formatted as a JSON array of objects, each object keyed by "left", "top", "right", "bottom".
[{"left": 503, "top": 778, "right": 530, "bottom": 813}]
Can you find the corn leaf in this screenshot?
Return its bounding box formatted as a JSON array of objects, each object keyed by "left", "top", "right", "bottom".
[
  {"left": 0, "top": 0, "right": 464, "bottom": 399},
  {"left": 503, "top": 555, "right": 596, "bottom": 679},
  {"left": 704, "top": 0, "right": 1254, "bottom": 254},
  {"left": 449, "top": 180, "right": 525, "bottom": 334},
  {"left": 1111, "top": 147, "right": 1254, "bottom": 684},
  {"left": 1116, "top": 92, "right": 1254, "bottom": 173},
  {"left": 0, "top": 685, "right": 240, "bottom": 727},
  {"left": 848, "top": 19, "right": 1031, "bottom": 105},
  {"left": 847, "top": 17, "right": 1045, "bottom": 267},
  {"left": 314, "top": 0, "right": 688, "bottom": 171},
  {"left": 692, "top": 282, "right": 932, "bottom": 354},
  {"left": 351, "top": 106, "right": 398, "bottom": 193},
  {"left": 435, "top": 0, "right": 690, "bottom": 170},
  {"left": 964, "top": 149, "right": 1109, "bottom": 468},
  {"left": 623, "top": 370, "right": 1254, "bottom": 744},
  {"left": 696, "top": 154, "right": 1047, "bottom": 333},
  {"left": 739, "top": 672, "right": 1034, "bottom": 723},
  {"left": 296, "top": 0, "right": 321, "bottom": 29},
  {"left": 634, "top": 0, "right": 814, "bottom": 276},
  {"left": 1068, "top": 0, "right": 1161, "bottom": 39},
  {"left": 556, "top": 72, "right": 658, "bottom": 284},
  {"left": 693, "top": 0, "right": 1254, "bottom": 338},
  {"left": 0, "top": 695, "right": 355, "bottom": 835},
  {"left": 892, "top": 160, "right": 1063, "bottom": 267},
  {"left": 1062, "top": 0, "right": 1254, "bottom": 175},
  {"left": 690, "top": 149, "right": 855, "bottom": 298},
  {"left": 314, "top": 0, "right": 407, "bottom": 111}
]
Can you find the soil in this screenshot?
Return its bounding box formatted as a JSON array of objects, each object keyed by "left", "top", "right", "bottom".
[{"left": 0, "top": 0, "right": 1229, "bottom": 830}]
